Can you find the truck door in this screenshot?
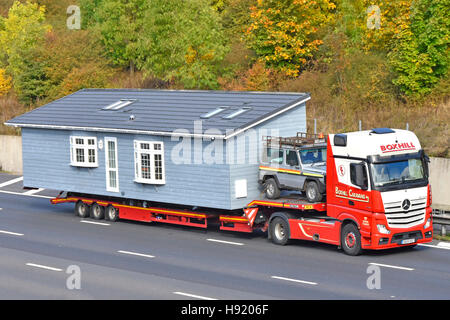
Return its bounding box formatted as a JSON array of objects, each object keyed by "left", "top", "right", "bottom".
[{"left": 279, "top": 149, "right": 303, "bottom": 189}]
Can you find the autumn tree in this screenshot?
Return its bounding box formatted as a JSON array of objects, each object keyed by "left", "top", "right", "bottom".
[
  {"left": 362, "top": 0, "right": 412, "bottom": 51},
  {"left": 41, "top": 29, "right": 114, "bottom": 101},
  {"left": 0, "top": 68, "right": 12, "bottom": 96},
  {"left": 244, "top": 0, "right": 337, "bottom": 77},
  {"left": 0, "top": 1, "right": 51, "bottom": 103}
]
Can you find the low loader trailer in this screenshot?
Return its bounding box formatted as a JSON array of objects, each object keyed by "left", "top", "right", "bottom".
[{"left": 51, "top": 128, "right": 434, "bottom": 256}]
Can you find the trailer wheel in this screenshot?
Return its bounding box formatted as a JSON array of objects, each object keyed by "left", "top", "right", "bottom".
[
  {"left": 341, "top": 223, "right": 362, "bottom": 256},
  {"left": 90, "top": 203, "right": 105, "bottom": 220},
  {"left": 105, "top": 205, "right": 118, "bottom": 222},
  {"left": 270, "top": 217, "right": 290, "bottom": 245},
  {"left": 75, "top": 201, "right": 90, "bottom": 218},
  {"left": 265, "top": 178, "right": 280, "bottom": 199},
  {"left": 305, "top": 181, "right": 322, "bottom": 203}
]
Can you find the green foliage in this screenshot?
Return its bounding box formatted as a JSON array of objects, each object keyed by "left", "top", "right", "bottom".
[
  {"left": 388, "top": 0, "right": 450, "bottom": 96},
  {"left": 220, "top": 0, "right": 256, "bottom": 38},
  {"left": 138, "top": 0, "right": 228, "bottom": 89},
  {"left": 85, "top": 0, "right": 148, "bottom": 70},
  {"left": 85, "top": 0, "right": 228, "bottom": 89},
  {"left": 334, "top": 0, "right": 366, "bottom": 46},
  {"left": 78, "top": 0, "right": 105, "bottom": 29},
  {"left": 0, "top": 1, "right": 51, "bottom": 103}
]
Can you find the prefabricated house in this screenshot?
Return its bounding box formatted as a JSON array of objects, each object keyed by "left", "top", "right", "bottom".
[{"left": 5, "top": 89, "right": 309, "bottom": 211}]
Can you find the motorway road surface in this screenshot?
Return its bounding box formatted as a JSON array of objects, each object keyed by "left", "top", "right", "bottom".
[{"left": 0, "top": 173, "right": 449, "bottom": 300}]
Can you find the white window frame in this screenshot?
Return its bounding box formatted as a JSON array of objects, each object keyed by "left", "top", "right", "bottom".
[
  {"left": 105, "top": 137, "right": 119, "bottom": 192},
  {"left": 70, "top": 136, "right": 98, "bottom": 167},
  {"left": 134, "top": 140, "right": 165, "bottom": 185}
]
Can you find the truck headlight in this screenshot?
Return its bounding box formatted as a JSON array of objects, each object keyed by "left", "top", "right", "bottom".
[
  {"left": 424, "top": 218, "right": 431, "bottom": 229},
  {"left": 377, "top": 224, "right": 390, "bottom": 234}
]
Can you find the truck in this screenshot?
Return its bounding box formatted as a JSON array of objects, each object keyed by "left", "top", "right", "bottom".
[{"left": 50, "top": 127, "right": 433, "bottom": 256}]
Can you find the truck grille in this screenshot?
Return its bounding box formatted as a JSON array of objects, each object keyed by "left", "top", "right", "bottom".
[{"left": 383, "top": 197, "right": 426, "bottom": 228}]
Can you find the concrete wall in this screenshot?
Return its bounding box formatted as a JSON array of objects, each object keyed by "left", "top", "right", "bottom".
[
  {"left": 0, "top": 135, "right": 22, "bottom": 174},
  {"left": 429, "top": 157, "right": 450, "bottom": 210}
]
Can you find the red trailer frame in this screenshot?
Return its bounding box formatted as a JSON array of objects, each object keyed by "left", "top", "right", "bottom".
[
  {"left": 51, "top": 195, "right": 327, "bottom": 234},
  {"left": 51, "top": 190, "right": 432, "bottom": 255}
]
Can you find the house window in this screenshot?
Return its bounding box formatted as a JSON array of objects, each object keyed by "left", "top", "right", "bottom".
[
  {"left": 70, "top": 136, "right": 98, "bottom": 167},
  {"left": 134, "top": 140, "right": 165, "bottom": 184}
]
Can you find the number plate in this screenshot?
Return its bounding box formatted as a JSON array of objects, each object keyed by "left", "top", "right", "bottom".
[{"left": 401, "top": 238, "right": 415, "bottom": 245}]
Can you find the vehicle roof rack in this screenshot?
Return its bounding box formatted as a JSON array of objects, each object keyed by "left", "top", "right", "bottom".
[{"left": 263, "top": 132, "right": 327, "bottom": 149}]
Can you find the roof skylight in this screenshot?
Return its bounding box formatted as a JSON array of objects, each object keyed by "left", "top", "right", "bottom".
[
  {"left": 200, "top": 106, "right": 229, "bottom": 119},
  {"left": 222, "top": 107, "right": 252, "bottom": 120},
  {"left": 102, "top": 99, "right": 136, "bottom": 111}
]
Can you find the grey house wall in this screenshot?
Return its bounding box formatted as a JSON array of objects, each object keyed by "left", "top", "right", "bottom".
[
  {"left": 21, "top": 102, "right": 306, "bottom": 211},
  {"left": 22, "top": 128, "right": 231, "bottom": 209}
]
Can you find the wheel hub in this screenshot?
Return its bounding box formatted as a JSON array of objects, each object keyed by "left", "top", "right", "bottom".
[
  {"left": 275, "top": 223, "right": 285, "bottom": 240},
  {"left": 345, "top": 232, "right": 356, "bottom": 248}
]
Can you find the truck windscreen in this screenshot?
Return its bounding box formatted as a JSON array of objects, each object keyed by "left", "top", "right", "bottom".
[{"left": 370, "top": 158, "right": 426, "bottom": 189}]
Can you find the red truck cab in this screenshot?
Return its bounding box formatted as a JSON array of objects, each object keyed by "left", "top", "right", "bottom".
[{"left": 325, "top": 128, "right": 433, "bottom": 254}]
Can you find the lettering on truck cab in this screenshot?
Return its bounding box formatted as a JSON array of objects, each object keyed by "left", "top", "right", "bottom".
[{"left": 380, "top": 142, "right": 416, "bottom": 153}]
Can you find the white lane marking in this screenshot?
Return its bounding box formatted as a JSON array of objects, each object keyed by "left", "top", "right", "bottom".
[
  {"left": 26, "top": 263, "right": 63, "bottom": 272},
  {"left": 271, "top": 275, "right": 318, "bottom": 286},
  {"left": 0, "top": 189, "right": 53, "bottom": 199},
  {"left": 23, "top": 188, "right": 44, "bottom": 195},
  {"left": 0, "top": 229, "right": 24, "bottom": 236},
  {"left": 438, "top": 242, "right": 450, "bottom": 249},
  {"left": 206, "top": 238, "right": 244, "bottom": 246},
  {"left": 369, "top": 262, "right": 414, "bottom": 271},
  {"left": 418, "top": 243, "right": 450, "bottom": 250},
  {"left": 117, "top": 250, "right": 155, "bottom": 259},
  {"left": 80, "top": 220, "right": 110, "bottom": 226},
  {"left": 0, "top": 177, "right": 23, "bottom": 188},
  {"left": 173, "top": 292, "right": 217, "bottom": 300}
]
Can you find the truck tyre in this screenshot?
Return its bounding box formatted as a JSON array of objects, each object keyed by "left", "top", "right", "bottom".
[
  {"left": 265, "top": 178, "right": 280, "bottom": 199},
  {"left": 75, "top": 201, "right": 90, "bottom": 218},
  {"left": 341, "top": 223, "right": 362, "bottom": 256},
  {"left": 90, "top": 203, "right": 105, "bottom": 220},
  {"left": 105, "top": 205, "right": 118, "bottom": 222},
  {"left": 305, "top": 181, "right": 322, "bottom": 203},
  {"left": 270, "top": 217, "right": 290, "bottom": 245}
]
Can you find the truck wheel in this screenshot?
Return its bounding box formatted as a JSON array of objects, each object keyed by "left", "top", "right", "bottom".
[
  {"left": 265, "top": 178, "right": 280, "bottom": 199},
  {"left": 305, "top": 181, "right": 322, "bottom": 203},
  {"left": 341, "top": 223, "right": 362, "bottom": 256},
  {"left": 90, "top": 203, "right": 105, "bottom": 220},
  {"left": 105, "top": 205, "right": 118, "bottom": 222},
  {"left": 270, "top": 217, "right": 290, "bottom": 245},
  {"left": 75, "top": 201, "right": 90, "bottom": 218}
]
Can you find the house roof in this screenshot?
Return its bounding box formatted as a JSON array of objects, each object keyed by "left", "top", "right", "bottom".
[{"left": 5, "top": 89, "right": 310, "bottom": 139}]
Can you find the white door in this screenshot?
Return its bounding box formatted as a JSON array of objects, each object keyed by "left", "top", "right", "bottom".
[{"left": 105, "top": 137, "right": 119, "bottom": 192}]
